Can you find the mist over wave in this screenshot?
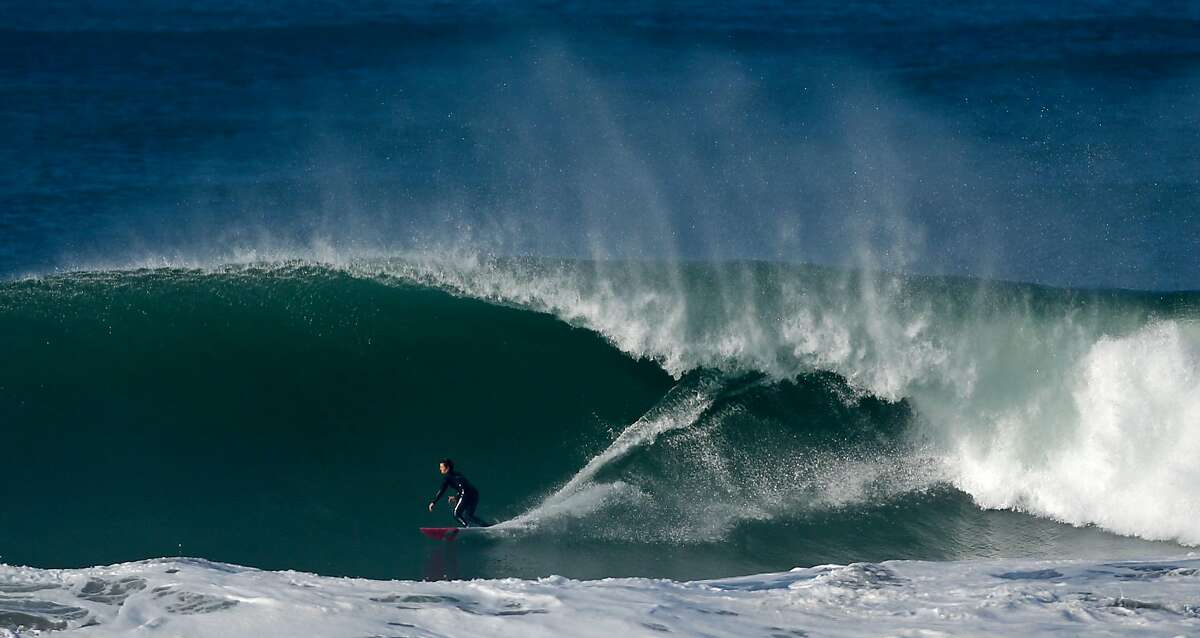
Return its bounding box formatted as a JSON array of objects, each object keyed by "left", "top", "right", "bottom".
[{"left": 8, "top": 15, "right": 1199, "bottom": 289}]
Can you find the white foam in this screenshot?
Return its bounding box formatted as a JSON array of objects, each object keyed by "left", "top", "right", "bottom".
[
  {"left": 3, "top": 555, "right": 1197, "bottom": 637},
  {"left": 952, "top": 321, "right": 1200, "bottom": 544},
  {"left": 501, "top": 373, "right": 720, "bottom": 530}
]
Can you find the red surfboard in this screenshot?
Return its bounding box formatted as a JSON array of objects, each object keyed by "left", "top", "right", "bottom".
[{"left": 419, "top": 527, "right": 461, "bottom": 541}]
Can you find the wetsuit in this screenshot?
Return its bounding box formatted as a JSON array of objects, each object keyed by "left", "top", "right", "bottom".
[{"left": 430, "top": 471, "right": 490, "bottom": 527}]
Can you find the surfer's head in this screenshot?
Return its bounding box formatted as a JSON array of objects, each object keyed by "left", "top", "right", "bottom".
[{"left": 439, "top": 458, "right": 454, "bottom": 474}]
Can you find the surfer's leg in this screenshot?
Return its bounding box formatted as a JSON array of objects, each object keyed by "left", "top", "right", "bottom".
[
  {"left": 462, "top": 497, "right": 492, "bottom": 527},
  {"left": 452, "top": 495, "right": 469, "bottom": 527}
]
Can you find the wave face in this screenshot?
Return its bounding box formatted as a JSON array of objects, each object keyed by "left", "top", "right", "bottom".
[
  {"left": 0, "top": 265, "right": 672, "bottom": 577},
  {"left": 1, "top": 258, "right": 1194, "bottom": 580}
]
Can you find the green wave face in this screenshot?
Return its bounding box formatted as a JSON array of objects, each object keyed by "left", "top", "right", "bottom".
[
  {"left": 0, "top": 262, "right": 1192, "bottom": 580},
  {"left": 0, "top": 266, "right": 672, "bottom": 576}
]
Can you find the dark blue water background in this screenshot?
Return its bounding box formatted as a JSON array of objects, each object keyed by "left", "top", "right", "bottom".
[{"left": 2, "top": 1, "right": 1198, "bottom": 288}]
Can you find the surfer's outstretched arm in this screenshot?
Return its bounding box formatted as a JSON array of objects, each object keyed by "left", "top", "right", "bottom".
[{"left": 428, "top": 476, "right": 450, "bottom": 511}]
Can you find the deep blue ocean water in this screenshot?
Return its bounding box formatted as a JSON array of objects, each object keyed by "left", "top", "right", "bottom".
[{"left": 3, "top": 1, "right": 1198, "bottom": 288}]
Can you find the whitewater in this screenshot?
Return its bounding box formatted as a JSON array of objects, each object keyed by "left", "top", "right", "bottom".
[{"left": 3, "top": 555, "right": 1199, "bottom": 636}]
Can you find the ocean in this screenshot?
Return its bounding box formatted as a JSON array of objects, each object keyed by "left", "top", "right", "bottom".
[{"left": 1, "top": 2, "right": 1198, "bottom": 635}]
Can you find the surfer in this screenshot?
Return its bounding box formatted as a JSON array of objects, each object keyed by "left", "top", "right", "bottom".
[{"left": 428, "top": 458, "right": 492, "bottom": 527}]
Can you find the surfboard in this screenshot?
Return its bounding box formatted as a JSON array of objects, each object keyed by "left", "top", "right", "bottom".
[{"left": 419, "top": 527, "right": 462, "bottom": 541}]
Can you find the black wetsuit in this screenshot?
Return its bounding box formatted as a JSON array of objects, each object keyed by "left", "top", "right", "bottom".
[{"left": 431, "top": 471, "right": 490, "bottom": 527}]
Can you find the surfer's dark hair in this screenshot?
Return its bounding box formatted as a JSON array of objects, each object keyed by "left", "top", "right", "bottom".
[{"left": 440, "top": 458, "right": 454, "bottom": 471}]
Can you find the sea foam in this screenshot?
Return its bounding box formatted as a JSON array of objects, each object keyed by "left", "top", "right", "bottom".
[{"left": 2, "top": 555, "right": 1197, "bottom": 637}]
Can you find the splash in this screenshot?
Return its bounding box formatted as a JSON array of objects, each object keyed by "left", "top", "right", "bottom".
[{"left": 379, "top": 254, "right": 1200, "bottom": 545}]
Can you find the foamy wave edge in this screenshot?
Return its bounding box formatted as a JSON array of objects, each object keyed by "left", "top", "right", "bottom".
[{"left": 2, "top": 555, "right": 1198, "bottom": 637}]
